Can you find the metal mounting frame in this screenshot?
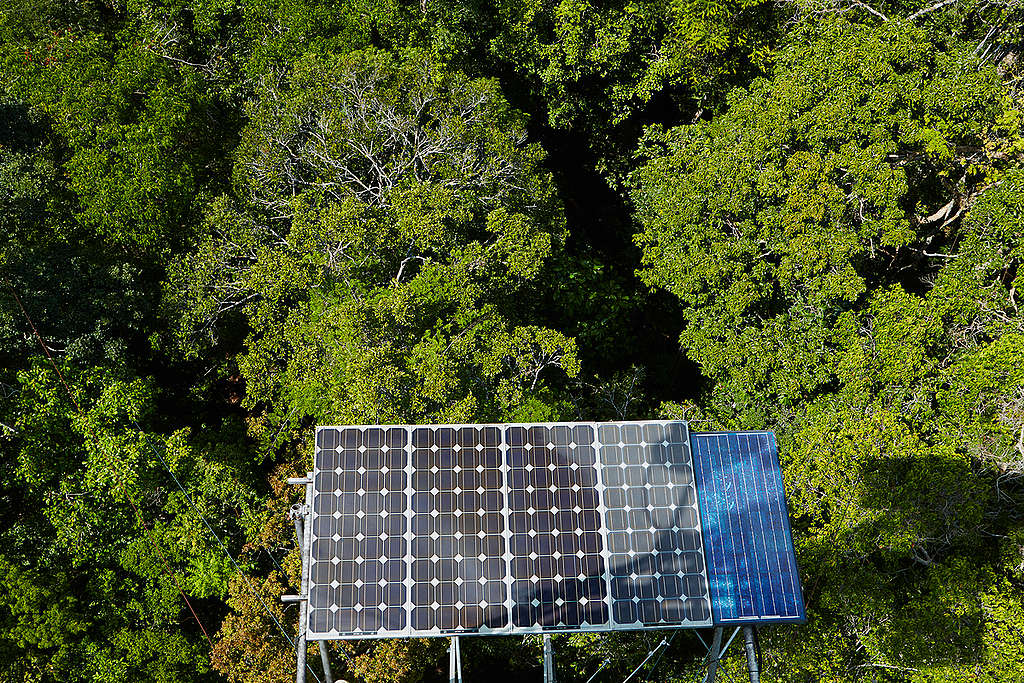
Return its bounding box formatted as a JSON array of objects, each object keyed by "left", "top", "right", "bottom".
[
  {"left": 697, "top": 625, "right": 761, "bottom": 683},
  {"left": 286, "top": 474, "right": 334, "bottom": 683}
]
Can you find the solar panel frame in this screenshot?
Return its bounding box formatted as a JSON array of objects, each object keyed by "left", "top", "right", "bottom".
[{"left": 306, "top": 422, "right": 802, "bottom": 640}]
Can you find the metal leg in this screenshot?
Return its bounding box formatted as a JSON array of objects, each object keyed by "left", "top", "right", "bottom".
[
  {"left": 743, "top": 627, "right": 760, "bottom": 683},
  {"left": 295, "top": 512, "right": 308, "bottom": 683},
  {"left": 704, "top": 627, "right": 724, "bottom": 683},
  {"left": 543, "top": 634, "right": 556, "bottom": 683},
  {"left": 456, "top": 637, "right": 463, "bottom": 682},
  {"left": 319, "top": 641, "right": 334, "bottom": 683},
  {"left": 296, "top": 631, "right": 307, "bottom": 683},
  {"left": 449, "top": 636, "right": 463, "bottom": 683}
]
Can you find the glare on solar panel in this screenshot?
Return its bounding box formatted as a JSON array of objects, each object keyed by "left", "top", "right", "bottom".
[
  {"left": 691, "top": 431, "right": 805, "bottom": 624},
  {"left": 305, "top": 421, "right": 803, "bottom": 639}
]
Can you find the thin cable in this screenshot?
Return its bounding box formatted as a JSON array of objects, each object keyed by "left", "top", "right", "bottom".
[
  {"left": 714, "top": 642, "right": 740, "bottom": 683},
  {"left": 5, "top": 283, "right": 80, "bottom": 412},
  {"left": 696, "top": 628, "right": 740, "bottom": 683},
  {"left": 714, "top": 629, "right": 743, "bottom": 683},
  {"left": 300, "top": 640, "right": 325, "bottom": 683},
  {"left": 718, "top": 663, "right": 739, "bottom": 683},
  {"left": 6, "top": 283, "right": 216, "bottom": 650},
  {"left": 622, "top": 637, "right": 667, "bottom": 683},
  {"left": 265, "top": 546, "right": 294, "bottom": 590},
  {"left": 721, "top": 628, "right": 742, "bottom": 657},
  {"left": 9, "top": 285, "right": 318, "bottom": 679},
  {"left": 131, "top": 419, "right": 297, "bottom": 648},
  {"left": 127, "top": 496, "right": 215, "bottom": 649},
  {"left": 643, "top": 630, "right": 678, "bottom": 682},
  {"left": 10, "top": 282, "right": 324, "bottom": 682}
]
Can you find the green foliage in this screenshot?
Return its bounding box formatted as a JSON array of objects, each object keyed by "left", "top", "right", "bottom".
[
  {"left": 490, "top": 0, "right": 772, "bottom": 129},
  {"left": 633, "top": 18, "right": 1008, "bottom": 409},
  {"left": 3, "top": 0, "right": 1024, "bottom": 679},
  {"left": 0, "top": 4, "right": 235, "bottom": 253},
  {"left": 0, "top": 361, "right": 264, "bottom": 681},
  {"left": 167, "top": 48, "right": 579, "bottom": 425}
]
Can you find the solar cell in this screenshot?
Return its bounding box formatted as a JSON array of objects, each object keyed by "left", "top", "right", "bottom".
[
  {"left": 691, "top": 432, "right": 805, "bottom": 624},
  {"left": 305, "top": 422, "right": 803, "bottom": 639}
]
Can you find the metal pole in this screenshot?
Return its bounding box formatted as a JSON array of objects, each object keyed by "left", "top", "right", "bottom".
[
  {"left": 704, "top": 627, "right": 724, "bottom": 683},
  {"left": 743, "top": 627, "right": 760, "bottom": 683},
  {"left": 319, "top": 642, "right": 334, "bottom": 683},
  {"left": 449, "top": 636, "right": 462, "bottom": 683},
  {"left": 292, "top": 478, "right": 314, "bottom": 683},
  {"left": 295, "top": 512, "right": 307, "bottom": 683},
  {"left": 543, "top": 634, "right": 556, "bottom": 683}
]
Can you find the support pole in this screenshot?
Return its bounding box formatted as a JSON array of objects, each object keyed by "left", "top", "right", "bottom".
[
  {"left": 543, "top": 634, "right": 556, "bottom": 683},
  {"left": 294, "top": 517, "right": 307, "bottom": 683},
  {"left": 743, "top": 627, "right": 760, "bottom": 683},
  {"left": 319, "top": 642, "right": 334, "bottom": 683},
  {"left": 288, "top": 476, "right": 313, "bottom": 683},
  {"left": 704, "top": 627, "right": 724, "bottom": 683},
  {"left": 449, "top": 636, "right": 463, "bottom": 683},
  {"left": 293, "top": 516, "right": 304, "bottom": 549},
  {"left": 457, "top": 636, "right": 463, "bottom": 683}
]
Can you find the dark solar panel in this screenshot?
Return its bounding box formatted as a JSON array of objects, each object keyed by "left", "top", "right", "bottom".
[
  {"left": 597, "top": 422, "right": 711, "bottom": 627},
  {"left": 306, "top": 422, "right": 803, "bottom": 639},
  {"left": 409, "top": 426, "right": 508, "bottom": 632},
  {"left": 308, "top": 427, "right": 410, "bottom": 635},
  {"left": 506, "top": 424, "right": 608, "bottom": 629},
  {"left": 691, "top": 432, "right": 806, "bottom": 624}
]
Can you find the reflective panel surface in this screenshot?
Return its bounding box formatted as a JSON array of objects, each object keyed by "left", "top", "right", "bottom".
[
  {"left": 306, "top": 422, "right": 804, "bottom": 639},
  {"left": 691, "top": 432, "right": 806, "bottom": 624}
]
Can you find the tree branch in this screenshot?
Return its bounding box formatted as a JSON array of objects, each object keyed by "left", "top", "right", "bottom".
[{"left": 908, "top": 0, "right": 959, "bottom": 21}]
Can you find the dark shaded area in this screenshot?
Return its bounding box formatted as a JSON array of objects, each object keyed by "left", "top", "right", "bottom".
[
  {"left": 531, "top": 120, "right": 703, "bottom": 409},
  {"left": 478, "top": 55, "right": 704, "bottom": 413}
]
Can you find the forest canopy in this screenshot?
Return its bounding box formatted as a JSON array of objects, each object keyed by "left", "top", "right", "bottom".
[{"left": 1, "top": 0, "right": 1023, "bottom": 681}]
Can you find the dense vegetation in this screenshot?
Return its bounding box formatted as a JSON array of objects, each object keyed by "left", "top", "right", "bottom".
[{"left": 2, "top": 0, "right": 1022, "bottom": 680}]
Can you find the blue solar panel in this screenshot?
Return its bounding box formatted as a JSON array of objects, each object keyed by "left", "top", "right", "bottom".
[{"left": 691, "top": 432, "right": 805, "bottom": 624}]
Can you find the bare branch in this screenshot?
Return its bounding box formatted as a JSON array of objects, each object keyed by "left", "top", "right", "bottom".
[{"left": 908, "top": 0, "right": 960, "bottom": 21}]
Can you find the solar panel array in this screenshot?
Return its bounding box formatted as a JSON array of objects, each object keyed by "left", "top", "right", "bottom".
[{"left": 306, "top": 421, "right": 803, "bottom": 639}]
